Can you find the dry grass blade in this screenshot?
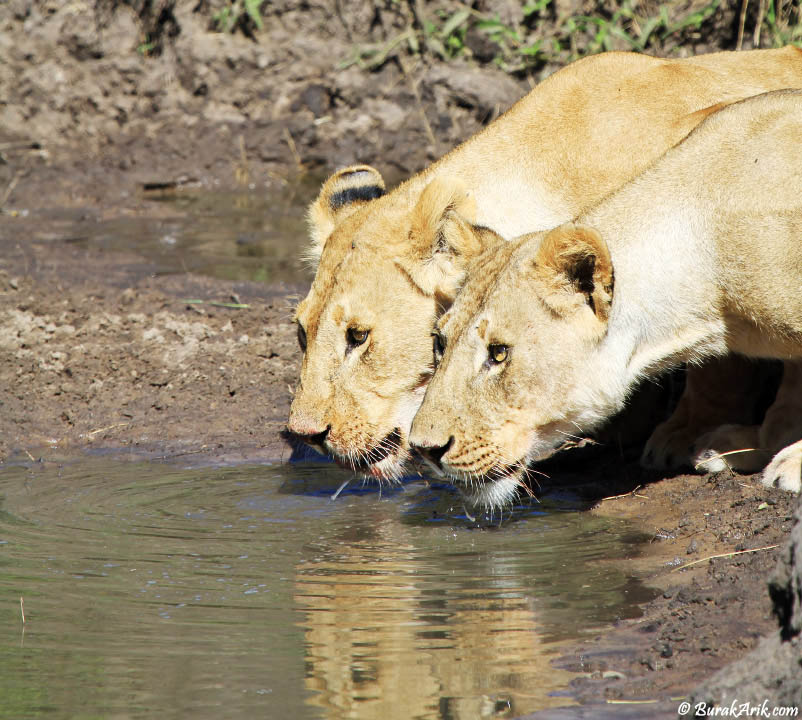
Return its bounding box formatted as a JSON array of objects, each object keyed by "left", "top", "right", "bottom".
[
  {"left": 599, "top": 484, "right": 649, "bottom": 501},
  {"left": 737, "top": 0, "right": 749, "bottom": 49},
  {"left": 693, "top": 447, "right": 760, "bottom": 471},
  {"left": 398, "top": 56, "right": 437, "bottom": 148},
  {"left": 86, "top": 422, "right": 129, "bottom": 438},
  {"left": 753, "top": 0, "right": 767, "bottom": 46},
  {"left": 283, "top": 128, "right": 304, "bottom": 172},
  {"left": 1, "top": 171, "right": 22, "bottom": 209},
  {"left": 670, "top": 544, "right": 780, "bottom": 573}
]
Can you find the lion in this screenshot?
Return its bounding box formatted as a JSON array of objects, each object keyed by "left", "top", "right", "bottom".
[
  {"left": 408, "top": 89, "right": 802, "bottom": 509},
  {"left": 287, "top": 47, "right": 802, "bottom": 482}
]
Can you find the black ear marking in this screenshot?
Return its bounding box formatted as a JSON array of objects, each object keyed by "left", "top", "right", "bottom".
[
  {"left": 573, "top": 254, "right": 597, "bottom": 312},
  {"left": 329, "top": 185, "right": 384, "bottom": 211},
  {"left": 572, "top": 254, "right": 596, "bottom": 295}
]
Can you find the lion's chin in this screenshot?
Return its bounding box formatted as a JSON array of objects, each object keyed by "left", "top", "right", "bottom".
[
  {"left": 329, "top": 428, "right": 408, "bottom": 483},
  {"left": 362, "top": 454, "right": 407, "bottom": 482},
  {"left": 457, "top": 474, "right": 526, "bottom": 511},
  {"left": 330, "top": 452, "right": 406, "bottom": 482},
  {"left": 443, "top": 455, "right": 541, "bottom": 510}
]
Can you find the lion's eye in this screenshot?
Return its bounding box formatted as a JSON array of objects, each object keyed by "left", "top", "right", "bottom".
[
  {"left": 347, "top": 327, "right": 369, "bottom": 347},
  {"left": 488, "top": 343, "right": 509, "bottom": 364},
  {"left": 297, "top": 323, "right": 307, "bottom": 352},
  {"left": 432, "top": 332, "right": 446, "bottom": 364}
]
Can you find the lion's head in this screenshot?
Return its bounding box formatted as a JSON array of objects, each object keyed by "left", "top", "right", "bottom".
[
  {"left": 287, "top": 168, "right": 494, "bottom": 480},
  {"left": 409, "top": 223, "right": 617, "bottom": 508}
]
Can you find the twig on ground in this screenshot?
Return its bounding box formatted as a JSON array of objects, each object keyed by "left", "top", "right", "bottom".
[
  {"left": 1, "top": 171, "right": 22, "bottom": 209},
  {"left": 85, "top": 422, "right": 129, "bottom": 438},
  {"left": 737, "top": 0, "right": 749, "bottom": 49},
  {"left": 599, "top": 484, "right": 649, "bottom": 501},
  {"left": 283, "top": 128, "right": 304, "bottom": 173},
  {"left": 670, "top": 543, "right": 780, "bottom": 573},
  {"left": 753, "top": 0, "right": 767, "bottom": 46}
]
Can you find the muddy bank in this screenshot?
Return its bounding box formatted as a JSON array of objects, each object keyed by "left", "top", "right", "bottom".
[
  {"left": 0, "top": 235, "right": 302, "bottom": 464},
  {"left": 547, "top": 469, "right": 801, "bottom": 713},
  {"left": 690, "top": 494, "right": 802, "bottom": 710}
]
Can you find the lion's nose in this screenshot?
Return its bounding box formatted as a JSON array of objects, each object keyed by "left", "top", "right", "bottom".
[
  {"left": 287, "top": 418, "right": 330, "bottom": 447},
  {"left": 414, "top": 436, "right": 454, "bottom": 469}
]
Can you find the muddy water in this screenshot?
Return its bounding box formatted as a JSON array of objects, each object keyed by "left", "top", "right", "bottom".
[
  {"left": 17, "top": 179, "right": 324, "bottom": 285},
  {"left": 0, "top": 459, "right": 654, "bottom": 719}
]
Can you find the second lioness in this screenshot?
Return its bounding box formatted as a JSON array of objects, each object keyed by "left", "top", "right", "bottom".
[
  {"left": 288, "top": 47, "right": 802, "bottom": 482},
  {"left": 410, "top": 90, "right": 802, "bottom": 509}
]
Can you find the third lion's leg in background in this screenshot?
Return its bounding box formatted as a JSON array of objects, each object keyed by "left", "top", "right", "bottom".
[{"left": 641, "top": 355, "right": 767, "bottom": 471}]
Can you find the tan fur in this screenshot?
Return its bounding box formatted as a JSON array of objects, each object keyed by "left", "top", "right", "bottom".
[
  {"left": 409, "top": 90, "right": 802, "bottom": 508},
  {"left": 289, "top": 48, "right": 802, "bottom": 481},
  {"left": 534, "top": 223, "right": 614, "bottom": 326},
  {"left": 306, "top": 165, "right": 386, "bottom": 259}
]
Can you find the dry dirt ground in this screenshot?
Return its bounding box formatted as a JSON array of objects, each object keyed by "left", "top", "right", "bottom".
[
  {"left": 0, "top": 237, "right": 302, "bottom": 464},
  {"left": 2, "top": 0, "right": 801, "bottom": 713}
]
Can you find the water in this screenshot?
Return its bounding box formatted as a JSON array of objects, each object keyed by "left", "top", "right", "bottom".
[
  {"left": 0, "top": 459, "right": 654, "bottom": 719},
  {"left": 14, "top": 179, "right": 324, "bottom": 286}
]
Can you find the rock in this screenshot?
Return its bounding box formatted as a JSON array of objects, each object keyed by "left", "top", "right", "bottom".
[
  {"left": 478, "top": 0, "right": 524, "bottom": 27},
  {"left": 99, "top": 6, "right": 139, "bottom": 59},
  {"left": 293, "top": 83, "right": 332, "bottom": 118},
  {"left": 425, "top": 63, "right": 523, "bottom": 121},
  {"left": 770, "top": 500, "right": 802, "bottom": 639},
  {"left": 464, "top": 26, "right": 501, "bottom": 64}
]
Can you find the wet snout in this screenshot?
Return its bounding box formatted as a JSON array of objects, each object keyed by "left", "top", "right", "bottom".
[
  {"left": 287, "top": 398, "right": 331, "bottom": 452},
  {"left": 414, "top": 435, "right": 454, "bottom": 469},
  {"left": 409, "top": 399, "right": 457, "bottom": 470}
]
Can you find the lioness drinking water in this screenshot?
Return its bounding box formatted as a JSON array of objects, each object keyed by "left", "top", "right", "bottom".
[
  {"left": 409, "top": 90, "right": 802, "bottom": 509},
  {"left": 288, "top": 48, "right": 802, "bottom": 483}
]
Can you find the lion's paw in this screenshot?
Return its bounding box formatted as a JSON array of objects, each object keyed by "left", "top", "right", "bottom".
[
  {"left": 691, "top": 423, "right": 767, "bottom": 474},
  {"left": 641, "top": 422, "right": 695, "bottom": 470},
  {"left": 761, "top": 440, "right": 802, "bottom": 493}
]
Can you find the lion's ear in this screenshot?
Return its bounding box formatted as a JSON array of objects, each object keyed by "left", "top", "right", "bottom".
[
  {"left": 402, "top": 176, "right": 486, "bottom": 302},
  {"left": 306, "top": 165, "right": 386, "bottom": 262},
  {"left": 534, "top": 223, "right": 614, "bottom": 324}
]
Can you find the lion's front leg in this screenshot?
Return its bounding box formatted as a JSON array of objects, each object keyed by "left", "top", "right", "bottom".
[
  {"left": 641, "top": 355, "right": 764, "bottom": 471},
  {"left": 760, "top": 361, "right": 802, "bottom": 493}
]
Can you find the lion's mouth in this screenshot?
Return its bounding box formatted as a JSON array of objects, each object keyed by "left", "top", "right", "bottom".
[
  {"left": 444, "top": 435, "right": 593, "bottom": 505},
  {"left": 331, "top": 428, "right": 404, "bottom": 475},
  {"left": 448, "top": 460, "right": 526, "bottom": 486}
]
